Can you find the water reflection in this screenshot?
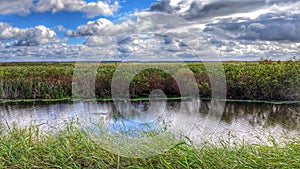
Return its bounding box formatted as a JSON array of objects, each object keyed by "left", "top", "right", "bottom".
[
  {"left": 0, "top": 100, "right": 299, "bottom": 144},
  {"left": 222, "top": 103, "right": 300, "bottom": 130}
]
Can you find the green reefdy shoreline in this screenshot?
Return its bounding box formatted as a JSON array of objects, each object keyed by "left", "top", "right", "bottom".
[
  {"left": 0, "top": 124, "right": 300, "bottom": 168},
  {"left": 0, "top": 97, "right": 299, "bottom": 105}
]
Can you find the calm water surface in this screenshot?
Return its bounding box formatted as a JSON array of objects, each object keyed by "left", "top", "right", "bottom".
[{"left": 0, "top": 100, "right": 299, "bottom": 145}]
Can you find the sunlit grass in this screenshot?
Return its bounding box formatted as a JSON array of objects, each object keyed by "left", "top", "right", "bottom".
[{"left": 0, "top": 122, "right": 299, "bottom": 168}]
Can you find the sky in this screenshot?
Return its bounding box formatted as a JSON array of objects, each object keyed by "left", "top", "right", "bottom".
[{"left": 0, "top": 0, "right": 299, "bottom": 61}]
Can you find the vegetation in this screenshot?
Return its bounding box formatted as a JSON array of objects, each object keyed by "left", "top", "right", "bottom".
[
  {"left": 0, "top": 61, "right": 299, "bottom": 168},
  {"left": 0, "top": 61, "right": 299, "bottom": 101},
  {"left": 0, "top": 123, "right": 300, "bottom": 168}
]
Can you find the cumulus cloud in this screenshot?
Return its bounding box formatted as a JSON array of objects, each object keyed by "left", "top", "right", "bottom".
[
  {"left": 54, "top": 25, "right": 67, "bottom": 32},
  {"left": 1, "top": 10, "right": 299, "bottom": 61},
  {"left": 2, "top": 1, "right": 300, "bottom": 61},
  {"left": 34, "top": 0, "right": 119, "bottom": 17},
  {"left": 201, "top": 12, "right": 300, "bottom": 60},
  {"left": 150, "top": 0, "right": 263, "bottom": 20},
  {"left": 0, "top": 43, "right": 82, "bottom": 62},
  {"left": 207, "top": 39, "right": 300, "bottom": 61},
  {"left": 149, "top": 0, "right": 300, "bottom": 20},
  {"left": 266, "top": 0, "right": 299, "bottom": 6},
  {"left": 0, "top": 0, "right": 32, "bottom": 15},
  {"left": 80, "top": 11, "right": 300, "bottom": 61},
  {"left": 66, "top": 18, "right": 113, "bottom": 37},
  {"left": 76, "top": 12, "right": 219, "bottom": 61},
  {"left": 81, "top": 1, "right": 120, "bottom": 18},
  {"left": 0, "top": 0, "right": 119, "bottom": 17},
  {"left": 0, "top": 23, "right": 61, "bottom": 46},
  {"left": 204, "top": 13, "right": 300, "bottom": 41}
]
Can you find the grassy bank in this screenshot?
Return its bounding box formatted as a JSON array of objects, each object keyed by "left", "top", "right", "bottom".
[
  {"left": 0, "top": 61, "right": 299, "bottom": 101},
  {"left": 0, "top": 124, "right": 300, "bottom": 168}
]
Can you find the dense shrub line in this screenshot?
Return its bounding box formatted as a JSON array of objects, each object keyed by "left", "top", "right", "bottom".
[{"left": 0, "top": 62, "right": 299, "bottom": 101}]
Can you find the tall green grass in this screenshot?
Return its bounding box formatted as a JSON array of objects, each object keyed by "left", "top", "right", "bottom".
[
  {"left": 0, "top": 61, "right": 299, "bottom": 101},
  {"left": 0, "top": 123, "right": 300, "bottom": 168}
]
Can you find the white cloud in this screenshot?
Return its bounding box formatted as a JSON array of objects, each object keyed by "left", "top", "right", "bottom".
[
  {"left": 0, "top": 43, "right": 82, "bottom": 62},
  {"left": 34, "top": 0, "right": 84, "bottom": 13},
  {"left": 0, "top": 22, "right": 61, "bottom": 46},
  {"left": 0, "top": 0, "right": 32, "bottom": 15},
  {"left": 81, "top": 1, "right": 120, "bottom": 18},
  {"left": 0, "top": 0, "right": 120, "bottom": 17},
  {"left": 1, "top": 11, "right": 299, "bottom": 61},
  {"left": 149, "top": 0, "right": 300, "bottom": 21},
  {"left": 150, "top": 0, "right": 266, "bottom": 20},
  {"left": 202, "top": 12, "right": 300, "bottom": 60},
  {"left": 34, "top": 0, "right": 119, "bottom": 17},
  {"left": 2, "top": 0, "right": 300, "bottom": 61},
  {"left": 54, "top": 25, "right": 67, "bottom": 32},
  {"left": 76, "top": 11, "right": 300, "bottom": 61},
  {"left": 78, "top": 12, "right": 218, "bottom": 61},
  {"left": 204, "top": 13, "right": 300, "bottom": 41},
  {"left": 66, "top": 18, "right": 113, "bottom": 37}
]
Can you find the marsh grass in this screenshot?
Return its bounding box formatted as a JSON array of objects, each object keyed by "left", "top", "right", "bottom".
[
  {"left": 0, "top": 122, "right": 300, "bottom": 168},
  {"left": 0, "top": 62, "right": 299, "bottom": 101}
]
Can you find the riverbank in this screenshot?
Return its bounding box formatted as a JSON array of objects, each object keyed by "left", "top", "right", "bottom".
[
  {"left": 0, "top": 61, "right": 299, "bottom": 101},
  {"left": 0, "top": 124, "right": 299, "bottom": 168},
  {"left": 0, "top": 97, "right": 299, "bottom": 105}
]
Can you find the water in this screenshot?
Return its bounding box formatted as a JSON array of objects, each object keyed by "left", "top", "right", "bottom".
[{"left": 0, "top": 100, "right": 299, "bottom": 145}]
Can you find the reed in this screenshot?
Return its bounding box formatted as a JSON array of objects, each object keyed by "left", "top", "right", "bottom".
[
  {"left": 0, "top": 123, "right": 299, "bottom": 168},
  {"left": 0, "top": 61, "right": 299, "bottom": 101}
]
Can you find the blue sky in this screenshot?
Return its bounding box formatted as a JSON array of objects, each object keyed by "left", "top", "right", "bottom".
[
  {"left": 0, "top": 0, "right": 299, "bottom": 61},
  {"left": 0, "top": 0, "right": 156, "bottom": 44},
  {"left": 0, "top": 0, "right": 155, "bottom": 29}
]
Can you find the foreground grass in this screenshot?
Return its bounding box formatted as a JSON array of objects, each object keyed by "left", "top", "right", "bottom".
[{"left": 0, "top": 124, "right": 300, "bottom": 168}]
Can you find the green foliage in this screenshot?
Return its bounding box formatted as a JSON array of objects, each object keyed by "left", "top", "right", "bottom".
[
  {"left": 0, "top": 63, "right": 73, "bottom": 100},
  {"left": 224, "top": 62, "right": 300, "bottom": 100},
  {"left": 0, "top": 62, "right": 299, "bottom": 101}
]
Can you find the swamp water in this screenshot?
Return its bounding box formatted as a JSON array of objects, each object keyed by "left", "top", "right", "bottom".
[{"left": 0, "top": 100, "right": 299, "bottom": 146}]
